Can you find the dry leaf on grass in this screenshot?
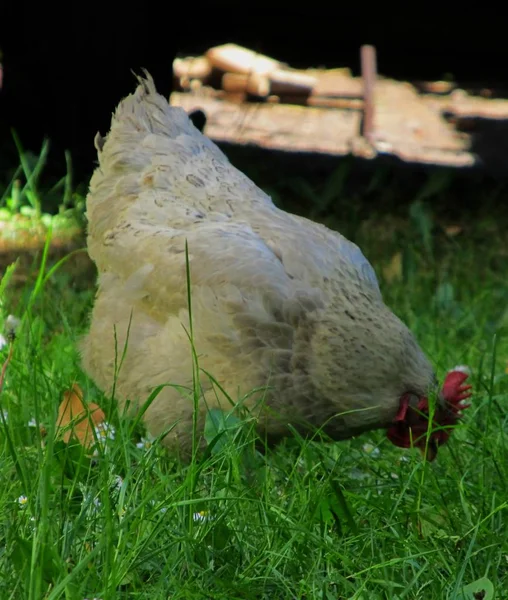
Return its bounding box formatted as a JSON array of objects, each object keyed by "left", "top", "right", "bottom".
[{"left": 56, "top": 383, "right": 105, "bottom": 448}]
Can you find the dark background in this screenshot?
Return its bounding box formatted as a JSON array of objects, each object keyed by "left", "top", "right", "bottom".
[{"left": 0, "top": 10, "right": 505, "bottom": 183}]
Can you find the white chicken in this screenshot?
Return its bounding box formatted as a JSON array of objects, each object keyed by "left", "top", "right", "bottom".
[{"left": 81, "top": 74, "right": 471, "bottom": 459}]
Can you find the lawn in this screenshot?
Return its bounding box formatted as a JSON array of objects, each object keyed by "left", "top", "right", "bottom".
[{"left": 0, "top": 148, "right": 507, "bottom": 599}]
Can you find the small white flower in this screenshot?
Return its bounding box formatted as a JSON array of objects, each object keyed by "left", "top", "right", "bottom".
[
  {"left": 5, "top": 315, "right": 21, "bottom": 338},
  {"left": 0, "top": 333, "right": 7, "bottom": 350},
  {"left": 27, "top": 418, "right": 37, "bottom": 428},
  {"left": 94, "top": 421, "right": 115, "bottom": 445},
  {"left": 362, "top": 443, "right": 380, "bottom": 457},
  {"left": 193, "top": 510, "right": 213, "bottom": 522},
  {"left": 18, "top": 495, "right": 28, "bottom": 508},
  {"left": 136, "top": 436, "right": 153, "bottom": 451},
  {"left": 390, "top": 472, "right": 399, "bottom": 480}
]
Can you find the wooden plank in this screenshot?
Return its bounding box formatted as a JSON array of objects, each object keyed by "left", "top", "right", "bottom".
[
  {"left": 170, "top": 90, "right": 476, "bottom": 167},
  {"left": 311, "top": 71, "right": 364, "bottom": 98},
  {"left": 171, "top": 92, "right": 359, "bottom": 155},
  {"left": 422, "top": 94, "right": 508, "bottom": 119},
  {"left": 368, "top": 80, "right": 475, "bottom": 167}
]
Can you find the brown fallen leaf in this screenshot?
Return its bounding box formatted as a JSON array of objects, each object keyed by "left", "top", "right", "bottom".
[{"left": 56, "top": 383, "right": 105, "bottom": 448}]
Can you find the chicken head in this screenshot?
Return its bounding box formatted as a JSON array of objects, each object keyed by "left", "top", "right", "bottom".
[{"left": 387, "top": 366, "right": 472, "bottom": 460}]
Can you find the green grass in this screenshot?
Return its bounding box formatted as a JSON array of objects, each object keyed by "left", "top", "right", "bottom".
[{"left": 0, "top": 160, "right": 507, "bottom": 599}]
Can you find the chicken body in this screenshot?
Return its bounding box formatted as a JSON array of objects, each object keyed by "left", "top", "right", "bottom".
[{"left": 81, "top": 75, "right": 436, "bottom": 457}]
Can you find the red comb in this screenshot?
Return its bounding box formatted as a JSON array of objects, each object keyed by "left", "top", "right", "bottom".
[{"left": 442, "top": 366, "right": 473, "bottom": 413}]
